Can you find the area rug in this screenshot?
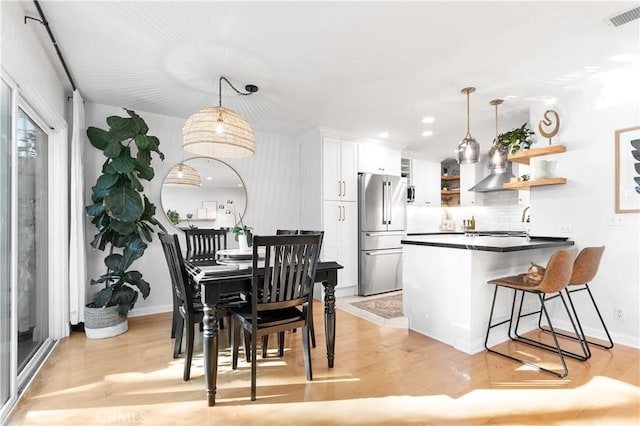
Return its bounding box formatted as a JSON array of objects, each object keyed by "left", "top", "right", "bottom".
[{"left": 350, "top": 293, "right": 403, "bottom": 319}]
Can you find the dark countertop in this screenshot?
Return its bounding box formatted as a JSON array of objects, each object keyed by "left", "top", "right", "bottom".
[{"left": 401, "top": 234, "right": 574, "bottom": 253}]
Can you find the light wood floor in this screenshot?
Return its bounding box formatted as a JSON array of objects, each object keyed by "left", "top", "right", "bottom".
[{"left": 8, "top": 303, "right": 640, "bottom": 425}]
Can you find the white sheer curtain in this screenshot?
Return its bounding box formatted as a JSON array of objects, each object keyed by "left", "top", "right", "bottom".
[{"left": 69, "top": 90, "right": 86, "bottom": 324}]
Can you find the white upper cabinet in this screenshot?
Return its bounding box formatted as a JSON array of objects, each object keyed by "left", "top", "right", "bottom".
[
  {"left": 358, "top": 144, "right": 401, "bottom": 176},
  {"left": 412, "top": 159, "right": 440, "bottom": 207},
  {"left": 323, "top": 136, "right": 358, "bottom": 202},
  {"left": 459, "top": 163, "right": 485, "bottom": 206}
]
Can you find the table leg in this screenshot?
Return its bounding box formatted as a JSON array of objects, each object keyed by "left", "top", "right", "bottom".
[
  {"left": 203, "top": 303, "right": 219, "bottom": 406},
  {"left": 322, "top": 272, "right": 337, "bottom": 368}
]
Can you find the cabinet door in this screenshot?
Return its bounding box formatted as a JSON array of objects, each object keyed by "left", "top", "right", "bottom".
[
  {"left": 322, "top": 200, "right": 357, "bottom": 290},
  {"left": 413, "top": 160, "right": 440, "bottom": 207},
  {"left": 339, "top": 202, "right": 358, "bottom": 289},
  {"left": 340, "top": 140, "right": 358, "bottom": 202},
  {"left": 322, "top": 137, "right": 342, "bottom": 201},
  {"left": 321, "top": 200, "right": 341, "bottom": 261},
  {"left": 460, "top": 163, "right": 485, "bottom": 206},
  {"left": 358, "top": 145, "right": 401, "bottom": 176}
]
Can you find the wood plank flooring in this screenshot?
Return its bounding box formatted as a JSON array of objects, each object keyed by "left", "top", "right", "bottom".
[{"left": 8, "top": 303, "right": 640, "bottom": 425}]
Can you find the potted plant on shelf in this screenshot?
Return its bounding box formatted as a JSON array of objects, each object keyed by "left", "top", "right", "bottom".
[
  {"left": 495, "top": 123, "right": 536, "bottom": 155},
  {"left": 84, "top": 109, "right": 166, "bottom": 339}
]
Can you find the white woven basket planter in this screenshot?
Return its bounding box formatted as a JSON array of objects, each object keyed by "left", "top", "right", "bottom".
[{"left": 84, "top": 305, "right": 128, "bottom": 339}]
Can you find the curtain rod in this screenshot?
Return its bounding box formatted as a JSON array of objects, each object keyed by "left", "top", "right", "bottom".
[{"left": 25, "top": 0, "right": 76, "bottom": 91}]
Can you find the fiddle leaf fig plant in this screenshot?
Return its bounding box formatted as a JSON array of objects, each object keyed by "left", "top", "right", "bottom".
[
  {"left": 495, "top": 123, "right": 535, "bottom": 154},
  {"left": 85, "top": 109, "right": 166, "bottom": 317}
]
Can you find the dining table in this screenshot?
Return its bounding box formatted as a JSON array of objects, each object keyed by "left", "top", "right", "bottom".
[{"left": 185, "top": 250, "right": 343, "bottom": 406}]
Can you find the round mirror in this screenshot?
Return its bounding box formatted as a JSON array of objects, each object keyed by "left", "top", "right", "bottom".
[{"left": 160, "top": 157, "right": 247, "bottom": 230}]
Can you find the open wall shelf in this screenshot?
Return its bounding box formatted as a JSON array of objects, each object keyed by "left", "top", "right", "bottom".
[
  {"left": 507, "top": 144, "right": 566, "bottom": 165},
  {"left": 503, "top": 177, "right": 567, "bottom": 190}
]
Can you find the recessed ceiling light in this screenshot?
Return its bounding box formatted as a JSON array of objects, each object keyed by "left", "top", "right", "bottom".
[
  {"left": 421, "top": 130, "right": 434, "bottom": 137},
  {"left": 504, "top": 95, "right": 517, "bottom": 99},
  {"left": 206, "top": 176, "right": 213, "bottom": 180},
  {"left": 378, "top": 132, "right": 389, "bottom": 138},
  {"left": 421, "top": 116, "right": 435, "bottom": 124}
]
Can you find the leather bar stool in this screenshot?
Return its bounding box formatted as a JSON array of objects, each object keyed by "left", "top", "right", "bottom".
[
  {"left": 538, "top": 246, "right": 613, "bottom": 350},
  {"left": 484, "top": 248, "right": 582, "bottom": 378}
]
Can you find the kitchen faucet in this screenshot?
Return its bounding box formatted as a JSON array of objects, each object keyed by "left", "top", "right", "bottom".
[{"left": 521, "top": 206, "right": 530, "bottom": 223}]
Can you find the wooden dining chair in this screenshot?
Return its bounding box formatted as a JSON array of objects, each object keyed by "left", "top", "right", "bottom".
[
  {"left": 229, "top": 233, "right": 322, "bottom": 401},
  {"left": 484, "top": 248, "right": 581, "bottom": 378},
  {"left": 183, "top": 228, "right": 227, "bottom": 265},
  {"left": 260, "top": 230, "right": 323, "bottom": 357},
  {"left": 169, "top": 228, "right": 228, "bottom": 338},
  {"left": 160, "top": 233, "right": 244, "bottom": 381},
  {"left": 159, "top": 233, "right": 203, "bottom": 381}
]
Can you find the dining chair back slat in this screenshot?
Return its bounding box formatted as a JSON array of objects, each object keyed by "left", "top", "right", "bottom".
[{"left": 184, "top": 228, "right": 227, "bottom": 265}]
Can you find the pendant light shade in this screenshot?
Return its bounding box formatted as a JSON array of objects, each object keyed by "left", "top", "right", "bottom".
[
  {"left": 488, "top": 98, "right": 507, "bottom": 171},
  {"left": 182, "top": 77, "right": 258, "bottom": 158},
  {"left": 457, "top": 87, "right": 480, "bottom": 164},
  {"left": 164, "top": 163, "right": 201, "bottom": 188}
]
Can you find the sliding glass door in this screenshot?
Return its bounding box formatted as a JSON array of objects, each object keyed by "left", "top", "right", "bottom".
[
  {"left": 16, "top": 107, "right": 49, "bottom": 372},
  {"left": 0, "top": 76, "right": 12, "bottom": 413},
  {"left": 0, "top": 76, "right": 53, "bottom": 421}
]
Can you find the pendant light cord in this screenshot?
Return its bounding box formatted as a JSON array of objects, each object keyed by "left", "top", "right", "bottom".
[
  {"left": 465, "top": 91, "right": 471, "bottom": 138},
  {"left": 218, "top": 77, "right": 258, "bottom": 107}
]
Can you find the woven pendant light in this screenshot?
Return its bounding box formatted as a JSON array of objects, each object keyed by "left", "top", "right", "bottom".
[
  {"left": 457, "top": 87, "right": 480, "bottom": 164},
  {"left": 164, "top": 162, "right": 201, "bottom": 188},
  {"left": 183, "top": 77, "right": 258, "bottom": 158}
]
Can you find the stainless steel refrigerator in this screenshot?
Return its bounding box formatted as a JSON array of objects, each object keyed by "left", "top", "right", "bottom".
[{"left": 358, "top": 173, "right": 406, "bottom": 296}]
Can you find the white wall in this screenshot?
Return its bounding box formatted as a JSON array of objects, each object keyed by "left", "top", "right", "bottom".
[
  {"left": 529, "top": 79, "right": 640, "bottom": 347},
  {"left": 84, "top": 103, "right": 301, "bottom": 316}
]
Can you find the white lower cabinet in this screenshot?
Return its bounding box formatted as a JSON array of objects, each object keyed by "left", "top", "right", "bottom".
[{"left": 322, "top": 201, "right": 358, "bottom": 292}]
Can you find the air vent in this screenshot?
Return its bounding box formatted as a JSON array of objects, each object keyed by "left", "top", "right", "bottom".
[{"left": 608, "top": 6, "right": 640, "bottom": 27}]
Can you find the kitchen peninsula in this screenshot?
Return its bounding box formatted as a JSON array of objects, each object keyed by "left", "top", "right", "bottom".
[{"left": 402, "top": 233, "right": 574, "bottom": 354}]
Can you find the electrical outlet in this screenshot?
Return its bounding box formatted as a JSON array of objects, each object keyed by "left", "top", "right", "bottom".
[
  {"left": 559, "top": 224, "right": 573, "bottom": 233},
  {"left": 608, "top": 215, "right": 625, "bottom": 227},
  {"left": 614, "top": 306, "right": 624, "bottom": 321}
]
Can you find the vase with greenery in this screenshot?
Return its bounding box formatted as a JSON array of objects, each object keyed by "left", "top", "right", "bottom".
[
  {"left": 227, "top": 199, "right": 252, "bottom": 249},
  {"left": 495, "top": 123, "right": 536, "bottom": 154},
  {"left": 85, "top": 109, "right": 166, "bottom": 319}
]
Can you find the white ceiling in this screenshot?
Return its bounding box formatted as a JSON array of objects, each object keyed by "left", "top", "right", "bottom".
[{"left": 24, "top": 1, "right": 640, "bottom": 160}]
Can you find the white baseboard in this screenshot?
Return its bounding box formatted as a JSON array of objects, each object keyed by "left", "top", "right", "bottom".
[
  {"left": 128, "top": 304, "right": 172, "bottom": 318},
  {"left": 552, "top": 318, "right": 639, "bottom": 349}
]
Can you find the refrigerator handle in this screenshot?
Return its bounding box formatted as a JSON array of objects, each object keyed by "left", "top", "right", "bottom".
[
  {"left": 386, "top": 181, "right": 392, "bottom": 225},
  {"left": 381, "top": 180, "right": 387, "bottom": 224}
]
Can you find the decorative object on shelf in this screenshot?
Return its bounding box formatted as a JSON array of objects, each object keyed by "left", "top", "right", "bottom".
[
  {"left": 457, "top": 87, "right": 480, "bottom": 164},
  {"left": 441, "top": 182, "right": 450, "bottom": 190},
  {"left": 538, "top": 109, "right": 560, "bottom": 145},
  {"left": 164, "top": 162, "right": 201, "bottom": 188},
  {"left": 487, "top": 99, "right": 508, "bottom": 170},
  {"left": 530, "top": 158, "right": 558, "bottom": 180},
  {"left": 202, "top": 201, "right": 218, "bottom": 219},
  {"left": 84, "top": 110, "right": 166, "bottom": 337},
  {"left": 227, "top": 199, "right": 253, "bottom": 249},
  {"left": 615, "top": 125, "right": 640, "bottom": 213},
  {"left": 183, "top": 76, "right": 259, "bottom": 158},
  {"left": 166, "top": 209, "right": 180, "bottom": 225},
  {"left": 495, "top": 123, "right": 536, "bottom": 155}
]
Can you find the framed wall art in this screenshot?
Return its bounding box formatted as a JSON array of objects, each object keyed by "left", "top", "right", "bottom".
[{"left": 615, "top": 125, "right": 640, "bottom": 213}]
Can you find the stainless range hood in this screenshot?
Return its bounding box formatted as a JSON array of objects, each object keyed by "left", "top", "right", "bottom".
[
  {"left": 468, "top": 147, "right": 515, "bottom": 192},
  {"left": 468, "top": 166, "right": 515, "bottom": 192}
]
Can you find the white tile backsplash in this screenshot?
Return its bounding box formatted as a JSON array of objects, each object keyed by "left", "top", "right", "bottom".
[{"left": 407, "top": 191, "right": 528, "bottom": 233}]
